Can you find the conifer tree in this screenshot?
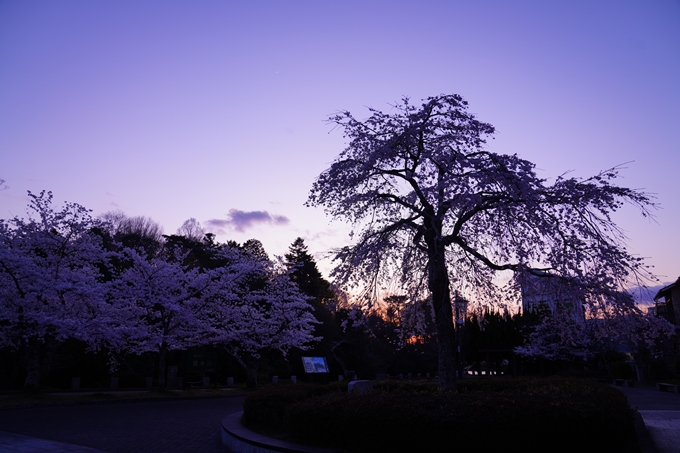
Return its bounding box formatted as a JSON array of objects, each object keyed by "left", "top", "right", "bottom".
[{"left": 284, "top": 238, "right": 335, "bottom": 306}]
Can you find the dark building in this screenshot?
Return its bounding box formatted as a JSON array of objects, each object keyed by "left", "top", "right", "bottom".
[
  {"left": 654, "top": 277, "right": 680, "bottom": 326},
  {"left": 520, "top": 271, "right": 584, "bottom": 320}
]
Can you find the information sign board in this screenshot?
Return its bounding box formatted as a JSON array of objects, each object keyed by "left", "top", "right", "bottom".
[
  {"left": 301, "top": 356, "right": 329, "bottom": 373},
  {"left": 187, "top": 352, "right": 217, "bottom": 373}
]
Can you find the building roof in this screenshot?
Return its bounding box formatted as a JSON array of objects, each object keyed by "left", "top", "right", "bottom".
[{"left": 654, "top": 277, "right": 680, "bottom": 301}]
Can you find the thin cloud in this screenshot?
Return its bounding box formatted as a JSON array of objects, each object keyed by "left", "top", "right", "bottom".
[{"left": 206, "top": 209, "right": 289, "bottom": 233}]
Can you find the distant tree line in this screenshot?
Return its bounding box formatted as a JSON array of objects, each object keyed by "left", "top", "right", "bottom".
[{"left": 1, "top": 191, "right": 674, "bottom": 392}]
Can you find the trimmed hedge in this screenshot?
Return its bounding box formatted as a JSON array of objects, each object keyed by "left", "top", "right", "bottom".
[
  {"left": 243, "top": 378, "right": 637, "bottom": 453},
  {"left": 242, "top": 383, "right": 333, "bottom": 429}
]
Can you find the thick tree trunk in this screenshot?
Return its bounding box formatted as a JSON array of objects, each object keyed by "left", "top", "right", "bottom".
[
  {"left": 331, "top": 341, "right": 349, "bottom": 376},
  {"left": 427, "top": 238, "right": 457, "bottom": 392},
  {"left": 245, "top": 360, "right": 259, "bottom": 389},
  {"left": 23, "top": 339, "right": 42, "bottom": 392},
  {"left": 231, "top": 352, "right": 260, "bottom": 388},
  {"left": 157, "top": 343, "right": 167, "bottom": 388}
]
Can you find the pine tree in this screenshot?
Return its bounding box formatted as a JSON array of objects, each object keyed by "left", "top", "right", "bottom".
[
  {"left": 284, "top": 238, "right": 343, "bottom": 374},
  {"left": 284, "top": 238, "right": 335, "bottom": 306}
]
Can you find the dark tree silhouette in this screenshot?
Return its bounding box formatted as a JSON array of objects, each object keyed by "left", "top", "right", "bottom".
[
  {"left": 308, "top": 94, "right": 656, "bottom": 390},
  {"left": 284, "top": 238, "right": 335, "bottom": 306},
  {"left": 100, "top": 211, "right": 164, "bottom": 258}
]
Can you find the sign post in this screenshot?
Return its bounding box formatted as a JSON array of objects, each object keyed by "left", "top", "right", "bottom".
[{"left": 301, "top": 357, "right": 329, "bottom": 384}]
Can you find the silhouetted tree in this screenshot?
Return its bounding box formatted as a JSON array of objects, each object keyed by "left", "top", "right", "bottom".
[
  {"left": 284, "top": 238, "right": 335, "bottom": 306},
  {"left": 100, "top": 211, "right": 164, "bottom": 258},
  {"left": 241, "top": 238, "right": 270, "bottom": 264},
  {"left": 176, "top": 218, "right": 205, "bottom": 242},
  {"left": 283, "top": 238, "right": 343, "bottom": 375},
  {"left": 308, "top": 94, "right": 658, "bottom": 390}
]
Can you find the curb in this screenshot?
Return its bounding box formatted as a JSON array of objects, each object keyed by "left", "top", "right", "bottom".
[
  {"left": 221, "top": 411, "right": 340, "bottom": 453},
  {"left": 634, "top": 411, "right": 660, "bottom": 453}
]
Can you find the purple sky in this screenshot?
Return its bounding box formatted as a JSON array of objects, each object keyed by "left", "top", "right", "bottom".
[{"left": 1, "top": 1, "right": 679, "bottom": 298}]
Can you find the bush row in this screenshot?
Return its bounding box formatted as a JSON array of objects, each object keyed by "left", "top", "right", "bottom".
[
  {"left": 243, "top": 377, "right": 637, "bottom": 453},
  {"left": 242, "top": 381, "right": 344, "bottom": 429}
]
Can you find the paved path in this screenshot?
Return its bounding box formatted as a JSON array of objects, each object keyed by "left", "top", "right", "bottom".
[
  {"left": 616, "top": 384, "right": 680, "bottom": 453},
  {"left": 0, "top": 396, "right": 245, "bottom": 453},
  {"left": 0, "top": 431, "right": 108, "bottom": 452}
]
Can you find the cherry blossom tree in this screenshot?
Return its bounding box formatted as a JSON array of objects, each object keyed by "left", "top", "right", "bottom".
[
  {"left": 0, "top": 191, "right": 110, "bottom": 391},
  {"left": 307, "top": 94, "right": 661, "bottom": 390},
  {"left": 206, "top": 247, "right": 319, "bottom": 387},
  {"left": 103, "top": 234, "right": 318, "bottom": 388},
  {"left": 105, "top": 247, "right": 228, "bottom": 387},
  {"left": 515, "top": 292, "right": 675, "bottom": 363},
  {"left": 515, "top": 308, "right": 593, "bottom": 362}
]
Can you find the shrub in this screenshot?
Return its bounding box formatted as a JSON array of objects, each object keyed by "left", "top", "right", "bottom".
[
  {"left": 244, "top": 378, "right": 637, "bottom": 453},
  {"left": 372, "top": 379, "right": 438, "bottom": 395},
  {"left": 242, "top": 383, "right": 336, "bottom": 429}
]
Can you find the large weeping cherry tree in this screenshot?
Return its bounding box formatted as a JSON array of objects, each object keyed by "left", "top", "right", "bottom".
[{"left": 307, "top": 94, "right": 662, "bottom": 391}]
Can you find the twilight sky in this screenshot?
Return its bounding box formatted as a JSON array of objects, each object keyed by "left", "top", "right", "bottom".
[{"left": 1, "top": 1, "right": 679, "bottom": 299}]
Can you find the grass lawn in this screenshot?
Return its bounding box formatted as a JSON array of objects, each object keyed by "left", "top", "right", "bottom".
[{"left": 0, "top": 387, "right": 246, "bottom": 409}]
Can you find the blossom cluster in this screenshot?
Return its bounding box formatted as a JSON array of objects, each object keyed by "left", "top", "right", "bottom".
[{"left": 0, "top": 191, "right": 318, "bottom": 388}]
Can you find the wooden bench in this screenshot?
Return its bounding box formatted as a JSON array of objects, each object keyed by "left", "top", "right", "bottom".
[{"left": 656, "top": 382, "right": 679, "bottom": 393}]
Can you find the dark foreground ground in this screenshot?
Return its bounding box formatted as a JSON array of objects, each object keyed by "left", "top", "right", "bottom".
[
  {"left": 0, "top": 384, "right": 679, "bottom": 453},
  {"left": 0, "top": 395, "right": 245, "bottom": 453}
]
